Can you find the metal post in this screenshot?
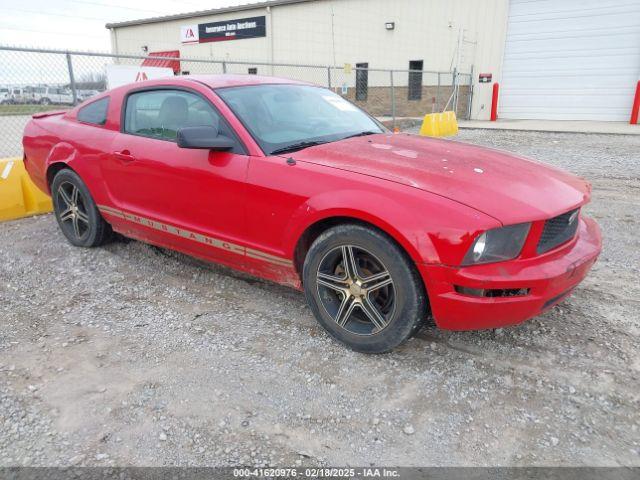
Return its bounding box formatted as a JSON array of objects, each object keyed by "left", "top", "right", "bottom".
[
  {"left": 327, "top": 67, "right": 332, "bottom": 89},
  {"left": 452, "top": 67, "right": 458, "bottom": 114},
  {"left": 66, "top": 52, "right": 77, "bottom": 105},
  {"left": 466, "top": 65, "right": 475, "bottom": 120},
  {"left": 630, "top": 80, "right": 640, "bottom": 124},
  {"left": 390, "top": 70, "right": 396, "bottom": 130},
  {"left": 222, "top": 61, "right": 227, "bottom": 74},
  {"left": 490, "top": 83, "right": 499, "bottom": 121},
  {"left": 436, "top": 72, "right": 441, "bottom": 111}
]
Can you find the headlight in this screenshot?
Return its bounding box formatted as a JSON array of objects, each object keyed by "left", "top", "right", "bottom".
[{"left": 462, "top": 223, "right": 531, "bottom": 266}]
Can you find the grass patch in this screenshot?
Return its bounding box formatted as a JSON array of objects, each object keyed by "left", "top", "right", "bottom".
[{"left": 0, "top": 104, "right": 70, "bottom": 116}]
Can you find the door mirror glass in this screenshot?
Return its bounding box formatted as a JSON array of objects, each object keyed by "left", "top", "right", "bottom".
[{"left": 177, "top": 126, "right": 235, "bottom": 150}]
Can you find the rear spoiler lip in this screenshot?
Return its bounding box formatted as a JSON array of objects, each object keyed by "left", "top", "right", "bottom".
[{"left": 32, "top": 110, "right": 68, "bottom": 119}]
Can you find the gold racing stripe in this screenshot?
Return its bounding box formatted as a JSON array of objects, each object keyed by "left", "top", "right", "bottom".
[
  {"left": 97, "top": 205, "right": 293, "bottom": 267},
  {"left": 246, "top": 248, "right": 293, "bottom": 267}
]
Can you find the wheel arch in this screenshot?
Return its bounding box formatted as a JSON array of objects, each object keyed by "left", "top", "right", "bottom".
[
  {"left": 43, "top": 141, "right": 81, "bottom": 193},
  {"left": 292, "top": 212, "right": 427, "bottom": 283},
  {"left": 46, "top": 161, "right": 76, "bottom": 192}
]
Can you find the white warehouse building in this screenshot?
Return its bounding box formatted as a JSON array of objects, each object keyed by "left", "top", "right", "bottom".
[{"left": 107, "top": 0, "right": 640, "bottom": 122}]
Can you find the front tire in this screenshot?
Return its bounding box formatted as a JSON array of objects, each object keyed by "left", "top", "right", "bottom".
[
  {"left": 51, "top": 169, "right": 112, "bottom": 247},
  {"left": 303, "top": 224, "right": 427, "bottom": 353}
]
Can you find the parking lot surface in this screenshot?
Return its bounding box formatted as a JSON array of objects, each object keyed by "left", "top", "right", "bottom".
[{"left": 1, "top": 129, "right": 639, "bottom": 467}]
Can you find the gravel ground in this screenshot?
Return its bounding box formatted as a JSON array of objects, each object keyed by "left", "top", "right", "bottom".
[{"left": 1, "top": 129, "right": 639, "bottom": 467}]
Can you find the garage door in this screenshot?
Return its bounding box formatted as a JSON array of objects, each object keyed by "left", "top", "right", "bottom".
[{"left": 500, "top": 0, "right": 640, "bottom": 121}]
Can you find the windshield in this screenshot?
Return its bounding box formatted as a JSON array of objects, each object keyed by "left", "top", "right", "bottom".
[{"left": 216, "top": 84, "right": 385, "bottom": 155}]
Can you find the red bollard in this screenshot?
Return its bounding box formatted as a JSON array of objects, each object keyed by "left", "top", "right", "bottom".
[
  {"left": 630, "top": 80, "right": 640, "bottom": 125},
  {"left": 490, "top": 83, "right": 499, "bottom": 121}
]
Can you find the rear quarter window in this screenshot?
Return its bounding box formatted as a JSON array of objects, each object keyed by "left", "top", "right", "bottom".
[{"left": 77, "top": 97, "right": 109, "bottom": 126}]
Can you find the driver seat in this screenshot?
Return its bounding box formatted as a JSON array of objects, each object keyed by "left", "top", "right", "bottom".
[{"left": 157, "top": 96, "right": 189, "bottom": 136}]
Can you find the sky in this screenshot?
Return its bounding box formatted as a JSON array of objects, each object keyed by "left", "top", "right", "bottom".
[{"left": 0, "top": 0, "right": 252, "bottom": 51}]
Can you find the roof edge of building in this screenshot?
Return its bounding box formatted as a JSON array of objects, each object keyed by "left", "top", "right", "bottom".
[{"left": 105, "top": 0, "right": 319, "bottom": 29}]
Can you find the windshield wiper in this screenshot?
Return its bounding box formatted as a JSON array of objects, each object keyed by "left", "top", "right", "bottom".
[
  {"left": 270, "top": 140, "right": 327, "bottom": 155},
  {"left": 341, "top": 131, "right": 379, "bottom": 140},
  {"left": 270, "top": 131, "right": 379, "bottom": 155}
]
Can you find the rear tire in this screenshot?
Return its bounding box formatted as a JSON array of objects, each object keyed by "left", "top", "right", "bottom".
[
  {"left": 303, "top": 224, "right": 427, "bottom": 353},
  {"left": 51, "top": 169, "right": 112, "bottom": 247}
]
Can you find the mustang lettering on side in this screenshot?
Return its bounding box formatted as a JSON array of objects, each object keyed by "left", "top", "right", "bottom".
[{"left": 22, "top": 75, "right": 602, "bottom": 353}]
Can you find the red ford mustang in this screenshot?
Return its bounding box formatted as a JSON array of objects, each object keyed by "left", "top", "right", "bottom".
[{"left": 22, "top": 75, "right": 602, "bottom": 353}]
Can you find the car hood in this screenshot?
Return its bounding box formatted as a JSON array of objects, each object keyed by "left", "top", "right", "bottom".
[{"left": 290, "top": 133, "right": 591, "bottom": 225}]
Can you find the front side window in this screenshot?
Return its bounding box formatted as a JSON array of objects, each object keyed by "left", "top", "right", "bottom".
[
  {"left": 77, "top": 97, "right": 109, "bottom": 125},
  {"left": 217, "top": 84, "right": 384, "bottom": 155},
  {"left": 124, "top": 89, "right": 223, "bottom": 141}
]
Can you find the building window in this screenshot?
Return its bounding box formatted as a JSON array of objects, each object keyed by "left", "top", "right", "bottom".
[
  {"left": 248, "top": 68, "right": 258, "bottom": 75},
  {"left": 408, "top": 60, "right": 423, "bottom": 101},
  {"left": 355, "top": 62, "right": 368, "bottom": 101}
]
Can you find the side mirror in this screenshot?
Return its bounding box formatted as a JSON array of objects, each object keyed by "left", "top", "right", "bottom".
[{"left": 177, "top": 126, "right": 235, "bottom": 151}]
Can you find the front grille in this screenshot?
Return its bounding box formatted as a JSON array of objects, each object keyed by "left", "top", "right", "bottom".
[
  {"left": 455, "top": 286, "right": 530, "bottom": 297},
  {"left": 537, "top": 208, "right": 580, "bottom": 254}
]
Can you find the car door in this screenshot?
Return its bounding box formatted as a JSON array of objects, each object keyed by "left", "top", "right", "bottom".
[{"left": 103, "top": 87, "right": 250, "bottom": 267}]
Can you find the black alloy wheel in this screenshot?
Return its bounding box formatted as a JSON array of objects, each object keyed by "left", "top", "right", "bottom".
[
  {"left": 303, "top": 224, "right": 427, "bottom": 353},
  {"left": 51, "top": 169, "right": 112, "bottom": 247}
]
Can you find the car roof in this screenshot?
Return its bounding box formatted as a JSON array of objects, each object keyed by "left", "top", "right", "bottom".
[
  {"left": 72, "top": 74, "right": 316, "bottom": 111},
  {"left": 186, "top": 74, "right": 311, "bottom": 89}
]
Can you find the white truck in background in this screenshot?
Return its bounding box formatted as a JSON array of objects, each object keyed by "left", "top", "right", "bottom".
[
  {"left": 26, "top": 86, "right": 74, "bottom": 105},
  {"left": 0, "top": 87, "right": 9, "bottom": 104}
]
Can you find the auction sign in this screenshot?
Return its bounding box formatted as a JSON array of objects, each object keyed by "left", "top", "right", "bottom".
[
  {"left": 105, "top": 65, "right": 174, "bottom": 89},
  {"left": 181, "top": 16, "right": 266, "bottom": 44}
]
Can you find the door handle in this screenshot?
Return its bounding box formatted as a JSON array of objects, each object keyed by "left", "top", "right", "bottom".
[{"left": 113, "top": 150, "right": 136, "bottom": 162}]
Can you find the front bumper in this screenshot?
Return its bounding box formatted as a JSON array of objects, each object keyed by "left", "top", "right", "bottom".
[{"left": 419, "top": 215, "right": 602, "bottom": 330}]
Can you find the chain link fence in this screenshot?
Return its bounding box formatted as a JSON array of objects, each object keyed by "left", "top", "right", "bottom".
[{"left": 0, "top": 46, "right": 473, "bottom": 157}]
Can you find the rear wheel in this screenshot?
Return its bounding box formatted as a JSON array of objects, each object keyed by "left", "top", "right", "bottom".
[
  {"left": 51, "top": 169, "right": 112, "bottom": 247},
  {"left": 303, "top": 224, "right": 427, "bottom": 353}
]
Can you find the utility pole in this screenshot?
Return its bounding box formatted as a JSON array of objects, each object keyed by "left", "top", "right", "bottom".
[{"left": 330, "top": 3, "right": 337, "bottom": 67}]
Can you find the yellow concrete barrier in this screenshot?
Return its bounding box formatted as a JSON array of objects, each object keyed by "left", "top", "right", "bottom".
[
  {"left": 443, "top": 111, "right": 459, "bottom": 136},
  {"left": 0, "top": 158, "right": 53, "bottom": 222},
  {"left": 418, "top": 111, "right": 458, "bottom": 137}
]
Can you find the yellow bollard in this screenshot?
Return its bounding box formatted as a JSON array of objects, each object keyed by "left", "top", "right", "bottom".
[
  {"left": 418, "top": 111, "right": 458, "bottom": 137},
  {"left": 0, "top": 158, "right": 53, "bottom": 222}
]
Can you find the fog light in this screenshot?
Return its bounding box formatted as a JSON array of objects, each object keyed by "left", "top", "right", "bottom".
[{"left": 456, "top": 286, "right": 485, "bottom": 296}]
